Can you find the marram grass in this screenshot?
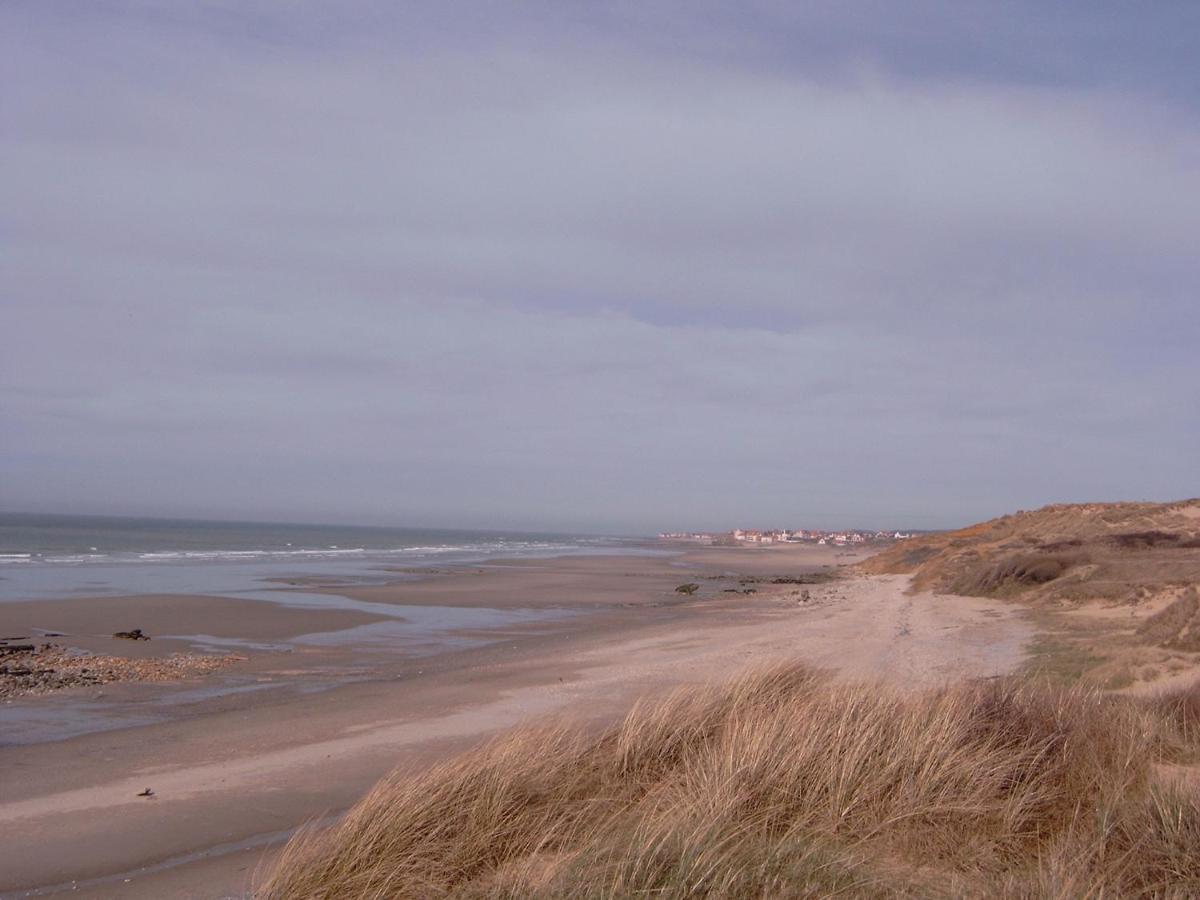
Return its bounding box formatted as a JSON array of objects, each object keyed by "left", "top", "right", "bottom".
[{"left": 261, "top": 664, "right": 1200, "bottom": 899}]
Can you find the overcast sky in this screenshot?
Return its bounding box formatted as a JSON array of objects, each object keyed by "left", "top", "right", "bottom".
[{"left": 2, "top": 2, "right": 1197, "bottom": 534}]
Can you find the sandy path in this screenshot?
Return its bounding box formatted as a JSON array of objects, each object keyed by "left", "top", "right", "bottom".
[
  {"left": 552, "top": 572, "right": 1031, "bottom": 691},
  {"left": 0, "top": 569, "right": 1032, "bottom": 898}
]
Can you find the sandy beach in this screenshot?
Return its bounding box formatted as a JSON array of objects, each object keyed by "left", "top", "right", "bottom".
[{"left": 0, "top": 544, "right": 1032, "bottom": 898}]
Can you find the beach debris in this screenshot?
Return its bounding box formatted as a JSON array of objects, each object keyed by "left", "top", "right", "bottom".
[
  {"left": 137, "top": 787, "right": 155, "bottom": 797},
  {"left": 674, "top": 583, "right": 700, "bottom": 595},
  {"left": 799, "top": 589, "right": 811, "bottom": 604},
  {"left": 1, "top": 643, "right": 239, "bottom": 699},
  {"left": 113, "top": 628, "right": 150, "bottom": 641}
]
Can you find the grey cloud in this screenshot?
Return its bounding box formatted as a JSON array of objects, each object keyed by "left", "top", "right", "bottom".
[{"left": 1, "top": 3, "right": 1197, "bottom": 532}]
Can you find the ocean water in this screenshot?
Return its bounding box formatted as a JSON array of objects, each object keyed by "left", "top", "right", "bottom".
[{"left": 0, "top": 513, "right": 649, "bottom": 602}]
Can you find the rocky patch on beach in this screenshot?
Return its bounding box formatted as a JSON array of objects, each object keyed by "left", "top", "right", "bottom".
[{"left": 0, "top": 640, "right": 237, "bottom": 699}]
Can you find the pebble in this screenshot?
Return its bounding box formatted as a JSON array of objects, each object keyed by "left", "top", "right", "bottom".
[{"left": 0, "top": 641, "right": 237, "bottom": 699}]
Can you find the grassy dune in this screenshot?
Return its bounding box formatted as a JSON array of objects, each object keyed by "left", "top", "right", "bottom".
[
  {"left": 261, "top": 664, "right": 1200, "bottom": 898},
  {"left": 860, "top": 500, "right": 1200, "bottom": 691},
  {"left": 860, "top": 499, "right": 1200, "bottom": 604}
]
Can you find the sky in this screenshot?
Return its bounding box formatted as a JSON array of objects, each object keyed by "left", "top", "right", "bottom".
[{"left": 2, "top": 1, "right": 1198, "bottom": 535}]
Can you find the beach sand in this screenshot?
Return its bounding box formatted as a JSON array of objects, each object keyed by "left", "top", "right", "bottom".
[{"left": 0, "top": 544, "right": 1032, "bottom": 898}]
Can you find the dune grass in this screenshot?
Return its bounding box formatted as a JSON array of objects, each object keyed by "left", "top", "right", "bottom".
[
  {"left": 260, "top": 665, "right": 1200, "bottom": 898},
  {"left": 950, "top": 551, "right": 1091, "bottom": 598},
  {"left": 1139, "top": 589, "right": 1200, "bottom": 652}
]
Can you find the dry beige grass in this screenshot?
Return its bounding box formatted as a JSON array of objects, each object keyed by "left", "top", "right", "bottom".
[
  {"left": 858, "top": 500, "right": 1200, "bottom": 691},
  {"left": 860, "top": 499, "right": 1200, "bottom": 604},
  {"left": 260, "top": 665, "right": 1200, "bottom": 899},
  {"left": 1139, "top": 589, "right": 1200, "bottom": 653},
  {"left": 951, "top": 551, "right": 1091, "bottom": 598}
]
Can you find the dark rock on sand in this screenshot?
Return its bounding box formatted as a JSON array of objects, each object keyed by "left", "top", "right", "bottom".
[{"left": 1, "top": 642, "right": 236, "bottom": 699}]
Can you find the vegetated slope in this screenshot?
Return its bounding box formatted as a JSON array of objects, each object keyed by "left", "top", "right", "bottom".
[
  {"left": 860, "top": 499, "right": 1200, "bottom": 605},
  {"left": 1139, "top": 588, "right": 1200, "bottom": 653},
  {"left": 261, "top": 663, "right": 1200, "bottom": 899}
]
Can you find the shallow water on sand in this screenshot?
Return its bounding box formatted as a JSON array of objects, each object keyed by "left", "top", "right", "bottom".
[
  {"left": 0, "top": 517, "right": 656, "bottom": 747},
  {"left": 1, "top": 592, "right": 578, "bottom": 745},
  {"left": 0, "top": 680, "right": 291, "bottom": 745},
  {"left": 167, "top": 599, "right": 575, "bottom": 652}
]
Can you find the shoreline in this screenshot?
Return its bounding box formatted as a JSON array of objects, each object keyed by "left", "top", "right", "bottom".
[{"left": 0, "top": 544, "right": 1031, "bottom": 898}]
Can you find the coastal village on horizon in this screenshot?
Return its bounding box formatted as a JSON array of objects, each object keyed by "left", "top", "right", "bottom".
[{"left": 658, "top": 526, "right": 915, "bottom": 545}]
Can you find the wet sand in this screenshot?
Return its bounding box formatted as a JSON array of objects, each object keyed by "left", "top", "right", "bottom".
[
  {"left": 0, "top": 593, "right": 389, "bottom": 658},
  {"left": 0, "top": 544, "right": 1032, "bottom": 898}
]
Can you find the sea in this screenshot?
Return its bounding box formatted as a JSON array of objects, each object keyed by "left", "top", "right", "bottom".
[{"left": 0, "top": 513, "right": 650, "bottom": 602}]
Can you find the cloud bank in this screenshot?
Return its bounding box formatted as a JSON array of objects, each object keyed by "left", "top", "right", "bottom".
[{"left": 2, "top": 2, "right": 1197, "bottom": 532}]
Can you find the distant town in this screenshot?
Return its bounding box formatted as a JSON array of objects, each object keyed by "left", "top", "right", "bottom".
[{"left": 657, "top": 528, "right": 914, "bottom": 546}]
